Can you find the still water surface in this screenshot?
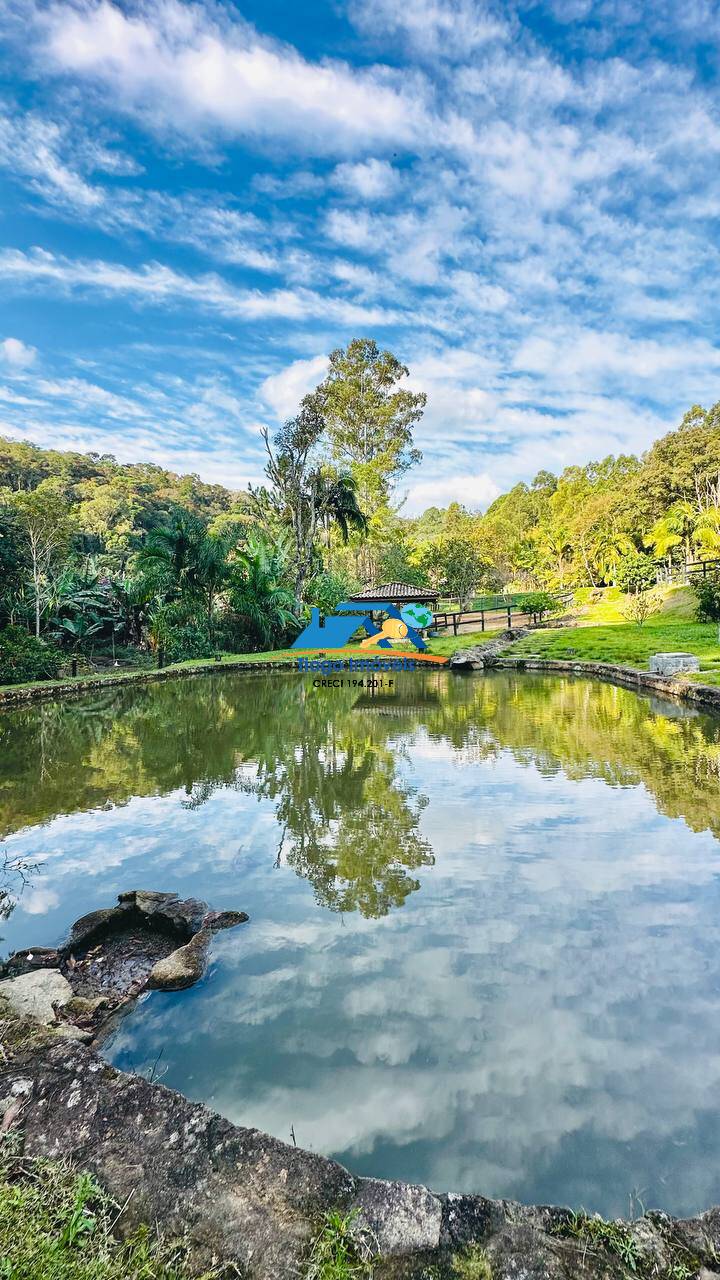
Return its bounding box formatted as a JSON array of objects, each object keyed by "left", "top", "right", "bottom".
[{"left": 2, "top": 670, "right": 720, "bottom": 1217}]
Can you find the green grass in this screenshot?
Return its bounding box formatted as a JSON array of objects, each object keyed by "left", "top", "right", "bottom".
[
  {"left": 572, "top": 585, "right": 695, "bottom": 626},
  {"left": 450, "top": 1245, "right": 493, "bottom": 1278},
  {"left": 551, "top": 1212, "right": 644, "bottom": 1275},
  {"left": 551, "top": 1210, "right": 703, "bottom": 1280},
  {"left": 392, "top": 628, "right": 500, "bottom": 658},
  {"left": 0, "top": 1138, "right": 220, "bottom": 1280},
  {"left": 304, "top": 1211, "right": 374, "bottom": 1280},
  {"left": 503, "top": 620, "right": 720, "bottom": 680}
]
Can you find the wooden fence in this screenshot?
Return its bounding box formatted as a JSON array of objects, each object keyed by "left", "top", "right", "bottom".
[
  {"left": 432, "top": 592, "right": 571, "bottom": 636},
  {"left": 656, "top": 557, "right": 720, "bottom": 584}
]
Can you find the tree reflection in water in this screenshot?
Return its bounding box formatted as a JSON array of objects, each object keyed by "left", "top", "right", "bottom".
[{"left": 2, "top": 670, "right": 720, "bottom": 921}]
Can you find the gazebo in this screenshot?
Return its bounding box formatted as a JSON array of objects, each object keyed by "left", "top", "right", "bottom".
[{"left": 346, "top": 582, "right": 439, "bottom": 607}]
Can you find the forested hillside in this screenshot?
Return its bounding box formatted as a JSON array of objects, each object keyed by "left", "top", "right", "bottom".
[{"left": 396, "top": 403, "right": 720, "bottom": 603}]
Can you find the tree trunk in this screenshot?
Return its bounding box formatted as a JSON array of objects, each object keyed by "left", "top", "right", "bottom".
[{"left": 32, "top": 560, "right": 41, "bottom": 638}]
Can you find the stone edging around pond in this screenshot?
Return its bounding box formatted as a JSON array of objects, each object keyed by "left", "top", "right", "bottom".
[
  {"left": 3, "top": 1032, "right": 720, "bottom": 1280},
  {"left": 3, "top": 635, "right": 720, "bottom": 721},
  {"left": 489, "top": 655, "right": 720, "bottom": 712},
  {"left": 0, "top": 629, "right": 522, "bottom": 707},
  {"left": 0, "top": 658, "right": 299, "bottom": 707}
]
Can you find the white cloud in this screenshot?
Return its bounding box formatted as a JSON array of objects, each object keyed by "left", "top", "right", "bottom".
[
  {"left": 260, "top": 354, "right": 328, "bottom": 420},
  {"left": 0, "top": 105, "right": 138, "bottom": 210},
  {"left": 22, "top": 884, "right": 60, "bottom": 915},
  {"left": 514, "top": 328, "right": 720, "bottom": 385},
  {"left": 325, "top": 209, "right": 376, "bottom": 251},
  {"left": 0, "top": 361, "right": 270, "bottom": 491},
  {"left": 0, "top": 248, "right": 403, "bottom": 328},
  {"left": 37, "top": 0, "right": 428, "bottom": 155},
  {"left": 1, "top": 0, "right": 719, "bottom": 512},
  {"left": 332, "top": 158, "right": 400, "bottom": 200},
  {"left": 0, "top": 337, "right": 37, "bottom": 369},
  {"left": 349, "top": 0, "right": 509, "bottom": 59},
  {"left": 404, "top": 471, "right": 499, "bottom": 513},
  {"left": 34, "top": 376, "right": 146, "bottom": 419},
  {"left": 325, "top": 202, "right": 475, "bottom": 287}
]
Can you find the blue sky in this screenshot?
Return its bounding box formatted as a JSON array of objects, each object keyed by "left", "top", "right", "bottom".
[{"left": 1, "top": 0, "right": 720, "bottom": 512}]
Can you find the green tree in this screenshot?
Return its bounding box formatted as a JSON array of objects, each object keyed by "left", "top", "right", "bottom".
[
  {"left": 8, "top": 481, "right": 75, "bottom": 637},
  {"left": 136, "top": 511, "right": 232, "bottom": 629},
  {"left": 415, "top": 535, "right": 483, "bottom": 607},
  {"left": 693, "top": 575, "right": 720, "bottom": 641},
  {"left": 305, "top": 339, "right": 425, "bottom": 575},
  {"left": 252, "top": 405, "right": 328, "bottom": 605},
  {"left": 317, "top": 469, "right": 367, "bottom": 548},
  {"left": 616, "top": 552, "right": 657, "bottom": 593},
  {"left": 646, "top": 500, "right": 697, "bottom": 564},
  {"left": 308, "top": 339, "right": 425, "bottom": 501},
  {"left": 641, "top": 403, "right": 720, "bottom": 517},
  {"left": 0, "top": 505, "right": 27, "bottom": 625},
  {"left": 254, "top": 406, "right": 367, "bottom": 604}
]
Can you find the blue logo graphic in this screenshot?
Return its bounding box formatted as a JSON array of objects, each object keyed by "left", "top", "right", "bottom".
[{"left": 292, "top": 600, "right": 429, "bottom": 652}]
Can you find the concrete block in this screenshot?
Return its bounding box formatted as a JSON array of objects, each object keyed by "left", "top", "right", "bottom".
[{"left": 648, "top": 652, "right": 700, "bottom": 676}]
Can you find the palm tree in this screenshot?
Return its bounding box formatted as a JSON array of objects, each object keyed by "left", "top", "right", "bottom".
[
  {"left": 533, "top": 524, "right": 572, "bottom": 586},
  {"left": 589, "top": 528, "right": 633, "bottom": 585},
  {"left": 228, "top": 533, "right": 297, "bottom": 651},
  {"left": 111, "top": 573, "right": 156, "bottom": 647},
  {"left": 136, "top": 511, "right": 208, "bottom": 596},
  {"left": 195, "top": 532, "right": 231, "bottom": 632},
  {"left": 136, "top": 512, "right": 232, "bottom": 628},
  {"left": 317, "top": 469, "right": 368, "bottom": 547},
  {"left": 646, "top": 501, "right": 696, "bottom": 565},
  {"left": 693, "top": 508, "right": 720, "bottom": 559}
]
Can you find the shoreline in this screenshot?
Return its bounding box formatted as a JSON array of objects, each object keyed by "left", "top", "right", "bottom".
[
  {"left": 491, "top": 654, "right": 720, "bottom": 711},
  {"left": 4, "top": 1016, "right": 717, "bottom": 1280},
  {"left": 3, "top": 648, "right": 720, "bottom": 714}
]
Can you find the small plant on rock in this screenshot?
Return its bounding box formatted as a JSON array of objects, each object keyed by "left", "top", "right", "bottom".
[
  {"left": 552, "top": 1210, "right": 643, "bottom": 1274},
  {"left": 450, "top": 1244, "right": 493, "bottom": 1278},
  {"left": 305, "top": 1210, "right": 375, "bottom": 1280}
]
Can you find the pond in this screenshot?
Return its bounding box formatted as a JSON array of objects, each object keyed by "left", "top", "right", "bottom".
[{"left": 2, "top": 669, "right": 720, "bottom": 1219}]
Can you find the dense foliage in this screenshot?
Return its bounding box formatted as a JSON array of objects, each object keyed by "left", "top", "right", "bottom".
[
  {"left": 693, "top": 575, "right": 720, "bottom": 640},
  {"left": 0, "top": 627, "right": 62, "bottom": 685},
  {"left": 461, "top": 404, "right": 720, "bottom": 592}
]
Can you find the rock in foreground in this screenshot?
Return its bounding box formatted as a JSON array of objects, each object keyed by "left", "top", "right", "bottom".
[
  {"left": 2, "top": 1030, "right": 720, "bottom": 1280},
  {"left": 1, "top": 889, "right": 248, "bottom": 1040},
  {"left": 0, "top": 969, "right": 72, "bottom": 1024}
]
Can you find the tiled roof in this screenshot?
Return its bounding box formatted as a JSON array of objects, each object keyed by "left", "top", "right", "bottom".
[{"left": 348, "top": 582, "right": 439, "bottom": 600}]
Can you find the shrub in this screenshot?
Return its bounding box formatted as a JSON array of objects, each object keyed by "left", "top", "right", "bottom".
[
  {"left": 162, "top": 621, "right": 216, "bottom": 663},
  {"left": 306, "top": 570, "right": 357, "bottom": 615},
  {"left": 616, "top": 552, "right": 657, "bottom": 593},
  {"left": 693, "top": 575, "right": 720, "bottom": 640},
  {"left": 515, "top": 591, "right": 561, "bottom": 619},
  {"left": 0, "top": 626, "right": 62, "bottom": 685},
  {"left": 622, "top": 588, "right": 661, "bottom": 627}
]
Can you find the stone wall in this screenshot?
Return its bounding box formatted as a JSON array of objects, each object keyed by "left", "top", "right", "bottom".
[
  {"left": 492, "top": 655, "right": 720, "bottom": 712},
  {"left": 4, "top": 1034, "right": 720, "bottom": 1280},
  {"left": 0, "top": 658, "right": 296, "bottom": 707}
]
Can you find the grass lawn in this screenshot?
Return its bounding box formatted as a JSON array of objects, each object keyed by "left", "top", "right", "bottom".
[
  {"left": 571, "top": 584, "right": 695, "bottom": 625},
  {"left": 504, "top": 620, "right": 720, "bottom": 683},
  {"left": 394, "top": 627, "right": 500, "bottom": 659}
]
